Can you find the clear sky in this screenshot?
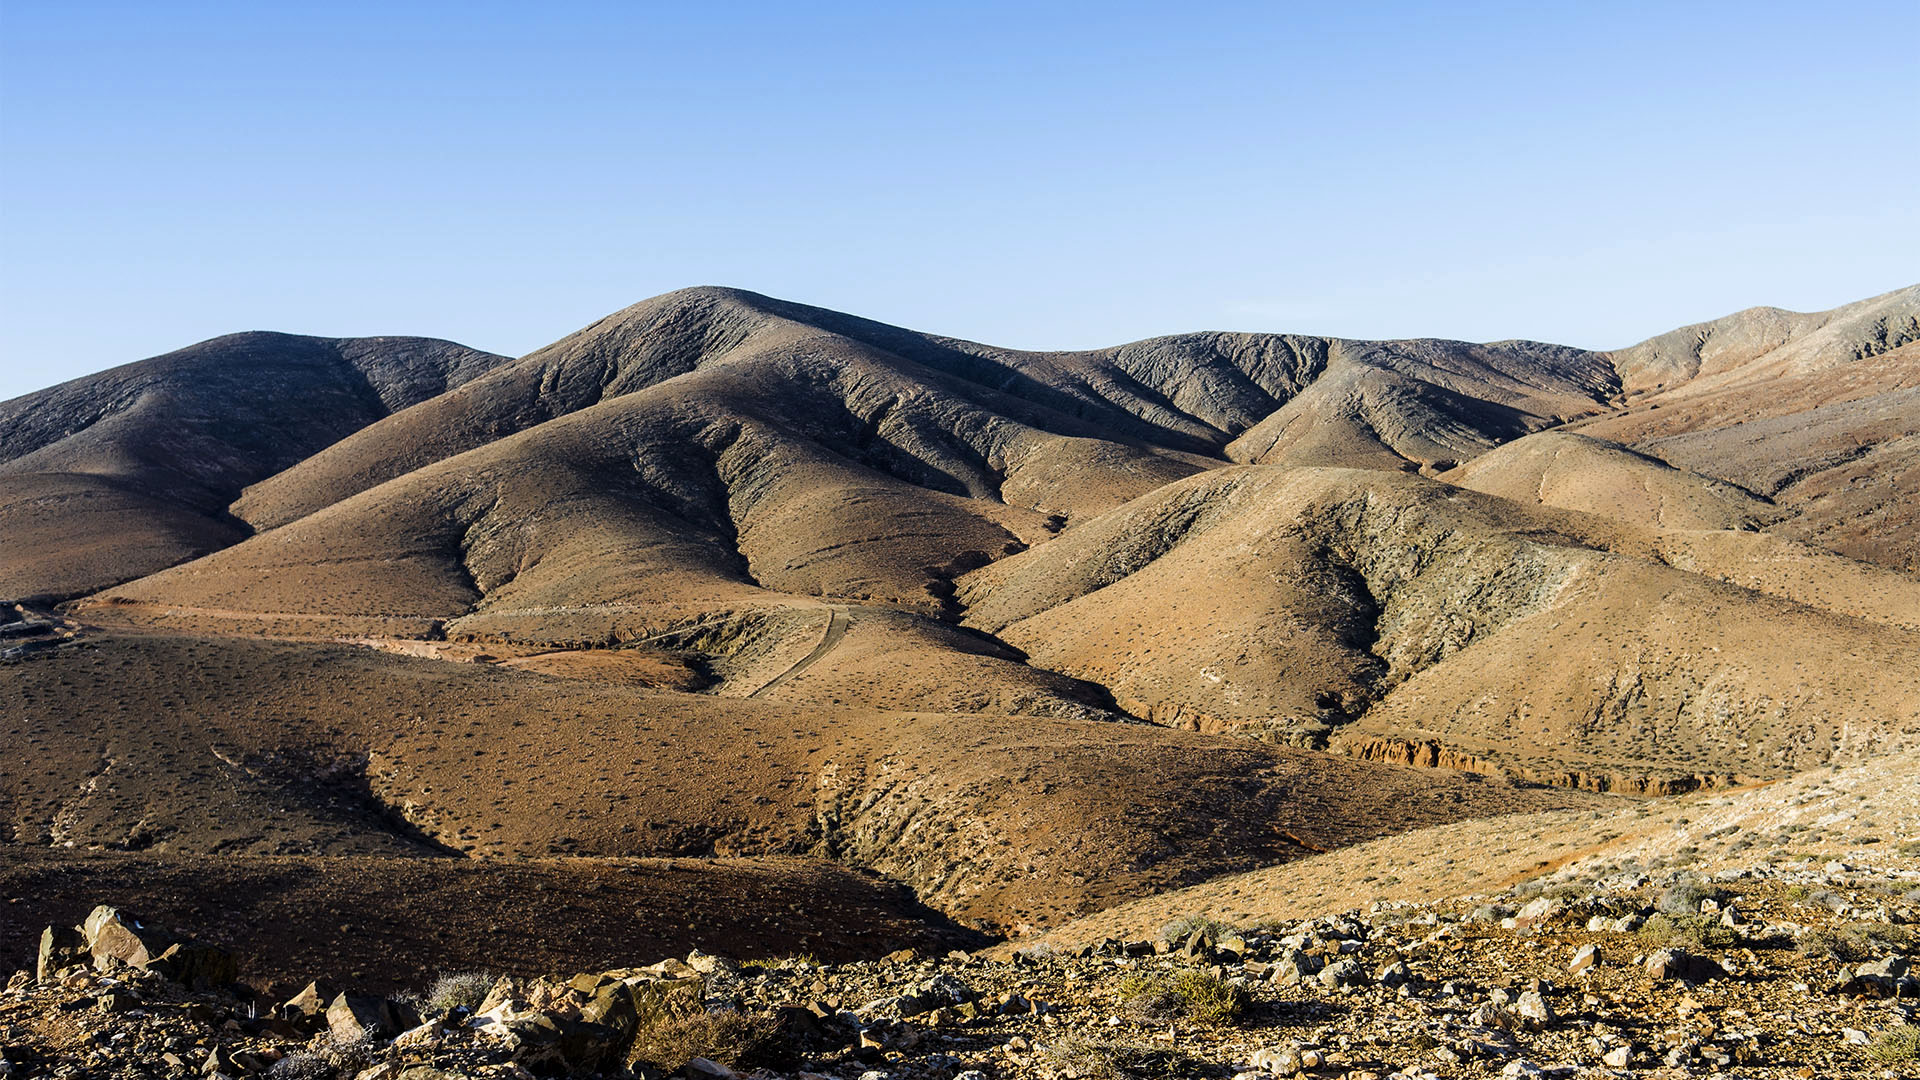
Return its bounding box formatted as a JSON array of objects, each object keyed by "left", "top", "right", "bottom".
[{"left": 2, "top": 1, "right": 1916, "bottom": 401}]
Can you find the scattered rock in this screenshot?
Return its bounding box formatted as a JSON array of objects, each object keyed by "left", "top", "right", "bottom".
[
  {"left": 1568, "top": 944, "right": 1600, "bottom": 974},
  {"left": 1318, "top": 958, "right": 1368, "bottom": 989},
  {"left": 1645, "top": 948, "right": 1726, "bottom": 983}
]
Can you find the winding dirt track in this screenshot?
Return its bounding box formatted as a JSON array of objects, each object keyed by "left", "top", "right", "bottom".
[{"left": 749, "top": 605, "right": 850, "bottom": 698}]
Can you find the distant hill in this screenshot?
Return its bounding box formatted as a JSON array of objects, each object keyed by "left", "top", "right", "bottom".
[
  {"left": 0, "top": 332, "right": 509, "bottom": 600},
  {"left": 3, "top": 283, "right": 1916, "bottom": 946}
]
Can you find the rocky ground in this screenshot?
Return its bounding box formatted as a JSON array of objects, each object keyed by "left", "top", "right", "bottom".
[{"left": 5, "top": 850, "right": 1918, "bottom": 1079}]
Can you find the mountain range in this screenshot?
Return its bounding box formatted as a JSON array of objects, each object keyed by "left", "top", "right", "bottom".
[{"left": 2, "top": 282, "right": 1915, "bottom": 960}]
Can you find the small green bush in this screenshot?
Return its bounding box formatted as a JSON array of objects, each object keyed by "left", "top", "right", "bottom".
[
  {"left": 1866, "top": 1025, "right": 1920, "bottom": 1064},
  {"left": 1117, "top": 968, "right": 1248, "bottom": 1025},
  {"left": 1157, "top": 914, "right": 1236, "bottom": 945},
  {"left": 428, "top": 970, "right": 495, "bottom": 1013},
  {"left": 1638, "top": 913, "right": 1737, "bottom": 950},
  {"left": 628, "top": 1007, "right": 777, "bottom": 1072}
]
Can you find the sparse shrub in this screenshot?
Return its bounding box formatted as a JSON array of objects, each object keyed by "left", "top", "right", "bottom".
[
  {"left": 319, "top": 1029, "right": 378, "bottom": 1073},
  {"left": 1798, "top": 926, "right": 1871, "bottom": 961},
  {"left": 628, "top": 1007, "right": 778, "bottom": 1072},
  {"left": 1656, "top": 878, "right": 1725, "bottom": 916},
  {"left": 1039, "top": 1036, "right": 1128, "bottom": 1080},
  {"left": 1638, "top": 914, "right": 1737, "bottom": 950},
  {"left": 1117, "top": 972, "right": 1184, "bottom": 1021},
  {"left": 1468, "top": 903, "right": 1512, "bottom": 924},
  {"left": 266, "top": 1054, "right": 333, "bottom": 1080},
  {"left": 1801, "top": 922, "right": 1918, "bottom": 960},
  {"left": 1867, "top": 1025, "right": 1920, "bottom": 1064},
  {"left": 744, "top": 952, "right": 821, "bottom": 969},
  {"left": 1038, "top": 1036, "right": 1198, "bottom": 1080},
  {"left": 1117, "top": 968, "right": 1248, "bottom": 1025},
  {"left": 427, "top": 970, "right": 495, "bottom": 1013},
  {"left": 1157, "top": 914, "right": 1235, "bottom": 945},
  {"left": 1807, "top": 890, "right": 1850, "bottom": 914},
  {"left": 1170, "top": 969, "right": 1249, "bottom": 1024}
]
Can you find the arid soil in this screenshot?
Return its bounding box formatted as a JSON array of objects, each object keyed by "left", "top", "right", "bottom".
[
  {"left": 8, "top": 754, "right": 1918, "bottom": 1077},
  {"left": 0, "top": 850, "right": 982, "bottom": 996},
  {"left": 1, "top": 284, "right": 1917, "bottom": 1077},
  {"left": 2, "top": 631, "right": 1600, "bottom": 934}
]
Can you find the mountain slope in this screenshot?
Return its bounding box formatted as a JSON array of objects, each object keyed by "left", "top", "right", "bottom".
[
  {"left": 958, "top": 464, "right": 1920, "bottom": 783},
  {"left": 2, "top": 631, "right": 1603, "bottom": 930},
  {"left": 0, "top": 332, "right": 509, "bottom": 600},
  {"left": 6, "top": 282, "right": 1920, "bottom": 956},
  {"left": 1576, "top": 285, "right": 1920, "bottom": 569}
]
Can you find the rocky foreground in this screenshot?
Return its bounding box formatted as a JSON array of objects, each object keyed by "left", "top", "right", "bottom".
[{"left": 4, "top": 851, "right": 1919, "bottom": 1080}]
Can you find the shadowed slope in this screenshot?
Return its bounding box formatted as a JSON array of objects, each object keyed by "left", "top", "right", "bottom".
[
  {"left": 1223, "top": 338, "right": 1617, "bottom": 470},
  {"left": 0, "top": 849, "right": 985, "bottom": 993},
  {"left": 0, "top": 333, "right": 509, "bottom": 600},
  {"left": 233, "top": 289, "right": 1216, "bottom": 534},
  {"left": 1019, "top": 748, "right": 1920, "bottom": 949}
]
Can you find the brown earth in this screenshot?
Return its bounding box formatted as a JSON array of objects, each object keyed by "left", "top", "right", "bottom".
[
  {"left": 0, "top": 332, "right": 509, "bottom": 602},
  {"left": 1017, "top": 744, "right": 1920, "bottom": 950},
  {"left": 3, "top": 283, "right": 1917, "bottom": 981},
  {"left": 2, "top": 631, "right": 1602, "bottom": 936},
  {"left": 0, "top": 848, "right": 983, "bottom": 995}
]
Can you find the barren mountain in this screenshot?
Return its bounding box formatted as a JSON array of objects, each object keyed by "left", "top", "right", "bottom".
[
  {"left": 1576, "top": 284, "right": 1920, "bottom": 569},
  {"left": 0, "top": 332, "right": 509, "bottom": 601},
  {"left": 958, "top": 464, "right": 1920, "bottom": 782},
  {"left": 3, "top": 282, "right": 1917, "bottom": 987}
]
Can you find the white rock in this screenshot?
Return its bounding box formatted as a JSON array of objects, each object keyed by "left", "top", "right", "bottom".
[
  {"left": 390, "top": 1020, "right": 444, "bottom": 1049},
  {"left": 1517, "top": 897, "right": 1559, "bottom": 922},
  {"left": 1250, "top": 1045, "right": 1302, "bottom": 1074},
  {"left": 1568, "top": 944, "right": 1601, "bottom": 974}
]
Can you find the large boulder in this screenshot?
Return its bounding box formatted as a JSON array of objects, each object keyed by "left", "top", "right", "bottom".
[
  {"left": 1831, "top": 955, "right": 1919, "bottom": 998},
  {"left": 35, "top": 925, "right": 86, "bottom": 983},
  {"left": 281, "top": 980, "right": 335, "bottom": 1028},
  {"left": 1645, "top": 948, "right": 1725, "bottom": 983},
  {"left": 326, "top": 992, "right": 420, "bottom": 1040},
  {"left": 79, "top": 906, "right": 236, "bottom": 989},
  {"left": 493, "top": 1014, "right": 625, "bottom": 1074}
]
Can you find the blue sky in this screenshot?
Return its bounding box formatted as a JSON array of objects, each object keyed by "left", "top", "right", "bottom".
[{"left": 2, "top": 1, "right": 1916, "bottom": 400}]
